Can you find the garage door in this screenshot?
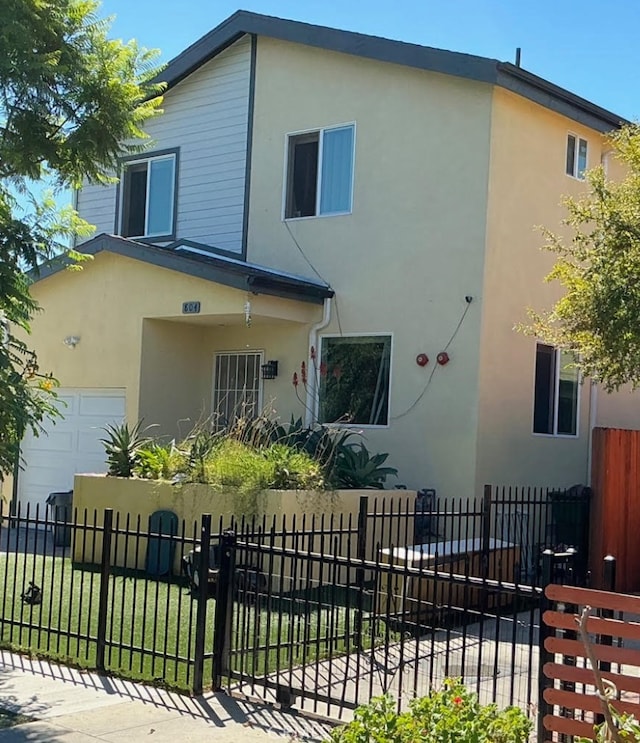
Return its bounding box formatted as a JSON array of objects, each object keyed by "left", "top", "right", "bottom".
[{"left": 17, "top": 388, "right": 126, "bottom": 514}]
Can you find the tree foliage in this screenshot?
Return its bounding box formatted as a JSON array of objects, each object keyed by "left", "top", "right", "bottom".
[
  {"left": 527, "top": 123, "right": 640, "bottom": 391},
  {"left": 0, "top": 0, "right": 163, "bottom": 477}
]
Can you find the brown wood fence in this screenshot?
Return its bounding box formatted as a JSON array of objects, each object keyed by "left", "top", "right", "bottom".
[
  {"left": 590, "top": 427, "right": 640, "bottom": 593},
  {"left": 541, "top": 583, "right": 640, "bottom": 740}
]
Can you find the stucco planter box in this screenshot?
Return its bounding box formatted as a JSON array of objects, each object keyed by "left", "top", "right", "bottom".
[{"left": 72, "top": 474, "right": 416, "bottom": 575}]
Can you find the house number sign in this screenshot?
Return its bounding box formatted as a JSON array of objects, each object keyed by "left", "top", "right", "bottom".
[{"left": 182, "top": 301, "right": 201, "bottom": 314}]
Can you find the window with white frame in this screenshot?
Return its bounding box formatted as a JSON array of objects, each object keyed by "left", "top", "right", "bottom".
[
  {"left": 213, "top": 352, "right": 262, "bottom": 429},
  {"left": 566, "top": 134, "right": 588, "bottom": 179},
  {"left": 119, "top": 151, "right": 177, "bottom": 238},
  {"left": 318, "top": 335, "right": 391, "bottom": 426},
  {"left": 285, "top": 124, "right": 355, "bottom": 219},
  {"left": 533, "top": 344, "right": 580, "bottom": 436}
]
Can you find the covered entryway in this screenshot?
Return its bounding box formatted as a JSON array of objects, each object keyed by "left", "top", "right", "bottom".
[{"left": 17, "top": 388, "right": 126, "bottom": 514}]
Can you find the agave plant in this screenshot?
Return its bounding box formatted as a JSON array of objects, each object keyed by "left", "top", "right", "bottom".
[
  {"left": 332, "top": 443, "right": 398, "bottom": 489},
  {"left": 101, "top": 420, "right": 153, "bottom": 478}
]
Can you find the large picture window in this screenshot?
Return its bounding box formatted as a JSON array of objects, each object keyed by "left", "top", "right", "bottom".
[
  {"left": 119, "top": 151, "right": 177, "bottom": 239},
  {"left": 533, "top": 344, "right": 579, "bottom": 436},
  {"left": 318, "top": 335, "right": 391, "bottom": 426}
]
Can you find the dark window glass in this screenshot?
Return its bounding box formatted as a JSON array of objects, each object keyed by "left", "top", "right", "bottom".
[
  {"left": 533, "top": 344, "right": 556, "bottom": 434},
  {"left": 557, "top": 351, "right": 579, "bottom": 435},
  {"left": 566, "top": 134, "right": 576, "bottom": 176},
  {"left": 319, "top": 336, "right": 391, "bottom": 426},
  {"left": 286, "top": 134, "right": 319, "bottom": 218},
  {"left": 577, "top": 138, "right": 588, "bottom": 179},
  {"left": 122, "top": 163, "right": 148, "bottom": 237}
]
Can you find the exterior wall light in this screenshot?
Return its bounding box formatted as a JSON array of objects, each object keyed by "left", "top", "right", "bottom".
[
  {"left": 261, "top": 360, "right": 278, "bottom": 380},
  {"left": 63, "top": 336, "right": 81, "bottom": 349}
]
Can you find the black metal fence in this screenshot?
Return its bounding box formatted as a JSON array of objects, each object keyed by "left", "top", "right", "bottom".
[
  {"left": 0, "top": 503, "right": 214, "bottom": 690},
  {"left": 0, "top": 485, "right": 590, "bottom": 722}
]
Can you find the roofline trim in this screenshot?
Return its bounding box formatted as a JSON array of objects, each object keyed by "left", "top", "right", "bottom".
[
  {"left": 155, "top": 10, "right": 627, "bottom": 132},
  {"left": 32, "top": 235, "right": 333, "bottom": 304}
]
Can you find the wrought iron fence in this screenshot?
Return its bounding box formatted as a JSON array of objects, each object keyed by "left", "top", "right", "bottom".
[
  {"left": 223, "top": 518, "right": 546, "bottom": 719},
  {"left": 0, "top": 484, "right": 590, "bottom": 723}
]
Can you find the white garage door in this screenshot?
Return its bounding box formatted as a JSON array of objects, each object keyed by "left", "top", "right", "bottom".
[{"left": 17, "top": 388, "right": 126, "bottom": 514}]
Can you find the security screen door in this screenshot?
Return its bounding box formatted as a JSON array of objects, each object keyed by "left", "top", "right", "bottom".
[{"left": 213, "top": 352, "right": 263, "bottom": 428}]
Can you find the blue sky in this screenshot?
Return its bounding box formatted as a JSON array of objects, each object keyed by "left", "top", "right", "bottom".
[{"left": 100, "top": 0, "right": 639, "bottom": 121}]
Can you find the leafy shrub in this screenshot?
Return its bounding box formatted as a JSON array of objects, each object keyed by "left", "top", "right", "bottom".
[
  {"left": 263, "top": 443, "right": 324, "bottom": 490},
  {"left": 186, "top": 429, "right": 221, "bottom": 484},
  {"left": 203, "top": 439, "right": 273, "bottom": 493},
  {"left": 577, "top": 707, "right": 640, "bottom": 742},
  {"left": 103, "top": 415, "right": 400, "bottom": 491},
  {"left": 328, "top": 680, "right": 532, "bottom": 743},
  {"left": 134, "top": 443, "right": 184, "bottom": 481}
]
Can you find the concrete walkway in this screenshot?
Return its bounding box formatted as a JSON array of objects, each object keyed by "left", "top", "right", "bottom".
[{"left": 0, "top": 651, "right": 331, "bottom": 742}]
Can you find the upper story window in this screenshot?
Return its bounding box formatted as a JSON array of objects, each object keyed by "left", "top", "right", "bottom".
[
  {"left": 533, "top": 343, "right": 580, "bottom": 437},
  {"left": 119, "top": 150, "right": 178, "bottom": 239},
  {"left": 318, "top": 334, "right": 391, "bottom": 427},
  {"left": 566, "top": 134, "right": 588, "bottom": 179},
  {"left": 284, "top": 124, "right": 355, "bottom": 219}
]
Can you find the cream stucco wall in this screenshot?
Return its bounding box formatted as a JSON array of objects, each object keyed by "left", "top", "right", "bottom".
[
  {"left": 247, "top": 38, "right": 495, "bottom": 495},
  {"left": 596, "top": 386, "right": 640, "bottom": 430},
  {"left": 137, "top": 318, "right": 312, "bottom": 438},
  {"left": 476, "top": 88, "right": 606, "bottom": 492},
  {"left": 72, "top": 474, "right": 415, "bottom": 579},
  {"left": 27, "top": 252, "right": 322, "bottom": 440}
]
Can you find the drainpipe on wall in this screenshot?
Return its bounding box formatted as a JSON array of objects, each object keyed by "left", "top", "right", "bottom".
[
  {"left": 587, "top": 382, "right": 598, "bottom": 486},
  {"left": 305, "top": 297, "right": 332, "bottom": 427}
]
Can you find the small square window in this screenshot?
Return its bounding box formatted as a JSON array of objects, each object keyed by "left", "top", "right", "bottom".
[
  {"left": 566, "top": 134, "right": 588, "bottom": 179},
  {"left": 285, "top": 125, "right": 355, "bottom": 219},
  {"left": 533, "top": 343, "right": 579, "bottom": 436},
  {"left": 119, "top": 152, "right": 177, "bottom": 239},
  {"left": 318, "top": 335, "right": 391, "bottom": 426}
]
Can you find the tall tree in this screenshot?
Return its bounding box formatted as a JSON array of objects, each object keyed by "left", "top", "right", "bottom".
[
  {"left": 527, "top": 123, "right": 640, "bottom": 391},
  {"left": 0, "top": 0, "right": 163, "bottom": 477}
]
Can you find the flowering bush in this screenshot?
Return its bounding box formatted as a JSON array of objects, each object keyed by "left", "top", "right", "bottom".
[{"left": 327, "top": 680, "right": 532, "bottom": 743}]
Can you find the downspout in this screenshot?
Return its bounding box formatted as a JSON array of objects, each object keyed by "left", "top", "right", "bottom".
[
  {"left": 587, "top": 382, "right": 598, "bottom": 486},
  {"left": 305, "top": 297, "right": 332, "bottom": 427}
]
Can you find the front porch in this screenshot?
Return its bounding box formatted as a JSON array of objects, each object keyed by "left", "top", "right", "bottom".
[{"left": 137, "top": 308, "right": 319, "bottom": 440}]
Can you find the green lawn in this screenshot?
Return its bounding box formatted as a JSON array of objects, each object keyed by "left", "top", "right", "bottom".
[{"left": 0, "top": 553, "right": 384, "bottom": 691}]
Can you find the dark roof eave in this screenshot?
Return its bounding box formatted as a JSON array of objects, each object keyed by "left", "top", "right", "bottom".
[
  {"left": 247, "top": 275, "right": 333, "bottom": 301},
  {"left": 497, "top": 63, "right": 630, "bottom": 133},
  {"left": 153, "top": 10, "right": 628, "bottom": 133},
  {"left": 31, "top": 235, "right": 332, "bottom": 305},
  {"left": 154, "top": 10, "right": 499, "bottom": 91}
]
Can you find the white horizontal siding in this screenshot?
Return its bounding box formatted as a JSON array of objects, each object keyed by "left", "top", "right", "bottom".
[
  {"left": 76, "top": 181, "right": 118, "bottom": 236},
  {"left": 77, "top": 36, "right": 251, "bottom": 253}
]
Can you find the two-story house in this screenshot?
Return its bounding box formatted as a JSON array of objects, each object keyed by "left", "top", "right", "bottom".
[{"left": 10, "top": 11, "right": 638, "bottom": 513}]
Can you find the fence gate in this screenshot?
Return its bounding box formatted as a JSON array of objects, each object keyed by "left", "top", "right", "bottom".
[
  {"left": 214, "top": 501, "right": 546, "bottom": 721},
  {"left": 1, "top": 487, "right": 587, "bottom": 723}
]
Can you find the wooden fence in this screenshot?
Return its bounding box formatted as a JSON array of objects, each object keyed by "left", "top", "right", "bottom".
[
  {"left": 541, "top": 583, "right": 640, "bottom": 740},
  {"left": 590, "top": 427, "right": 640, "bottom": 593}
]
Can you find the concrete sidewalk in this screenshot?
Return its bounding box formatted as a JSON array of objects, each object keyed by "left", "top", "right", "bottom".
[{"left": 0, "top": 651, "right": 331, "bottom": 742}]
